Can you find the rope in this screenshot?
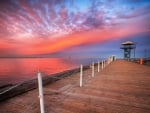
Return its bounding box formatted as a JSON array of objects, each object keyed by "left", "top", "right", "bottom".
[{"left": 0, "top": 84, "right": 20, "bottom": 95}]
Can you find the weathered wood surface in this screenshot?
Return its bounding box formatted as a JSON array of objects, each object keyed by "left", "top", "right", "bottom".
[
  {"left": 0, "top": 60, "right": 150, "bottom": 113},
  {"left": 0, "top": 65, "right": 90, "bottom": 101}
]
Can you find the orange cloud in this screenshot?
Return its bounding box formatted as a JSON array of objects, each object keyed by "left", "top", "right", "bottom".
[
  {"left": 17, "top": 24, "right": 145, "bottom": 55},
  {"left": 0, "top": 23, "right": 147, "bottom": 56}
]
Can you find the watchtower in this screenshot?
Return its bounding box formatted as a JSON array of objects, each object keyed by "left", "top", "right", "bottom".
[{"left": 120, "top": 41, "right": 136, "bottom": 60}]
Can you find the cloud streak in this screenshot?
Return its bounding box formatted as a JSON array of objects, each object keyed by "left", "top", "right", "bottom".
[{"left": 0, "top": 0, "right": 149, "bottom": 56}]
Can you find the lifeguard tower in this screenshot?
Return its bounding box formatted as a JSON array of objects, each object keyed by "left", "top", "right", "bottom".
[{"left": 120, "top": 41, "right": 136, "bottom": 60}]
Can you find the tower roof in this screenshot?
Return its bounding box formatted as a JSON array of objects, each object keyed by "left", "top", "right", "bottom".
[{"left": 121, "top": 41, "right": 135, "bottom": 45}]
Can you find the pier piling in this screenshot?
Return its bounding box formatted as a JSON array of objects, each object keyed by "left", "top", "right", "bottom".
[
  {"left": 92, "top": 62, "right": 94, "bottom": 77},
  {"left": 37, "top": 71, "right": 45, "bottom": 113},
  {"left": 80, "top": 64, "right": 83, "bottom": 87},
  {"left": 98, "top": 61, "right": 100, "bottom": 72}
]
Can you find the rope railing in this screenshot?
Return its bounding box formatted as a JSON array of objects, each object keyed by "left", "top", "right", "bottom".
[{"left": 0, "top": 84, "right": 20, "bottom": 95}]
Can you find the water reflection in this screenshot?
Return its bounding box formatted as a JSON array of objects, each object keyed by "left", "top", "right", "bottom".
[
  {"left": 0, "top": 57, "right": 101, "bottom": 86},
  {"left": 0, "top": 58, "right": 77, "bottom": 86}
]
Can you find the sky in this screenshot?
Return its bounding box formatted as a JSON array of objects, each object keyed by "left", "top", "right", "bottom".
[{"left": 0, "top": 0, "right": 150, "bottom": 58}]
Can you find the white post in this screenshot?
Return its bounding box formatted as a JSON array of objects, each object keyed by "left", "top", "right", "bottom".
[
  {"left": 38, "top": 71, "right": 45, "bottom": 113},
  {"left": 104, "top": 60, "right": 105, "bottom": 68},
  {"left": 108, "top": 57, "right": 110, "bottom": 64},
  {"left": 107, "top": 58, "right": 109, "bottom": 65},
  {"left": 102, "top": 60, "right": 103, "bottom": 70},
  {"left": 80, "top": 64, "right": 83, "bottom": 87},
  {"left": 110, "top": 56, "right": 112, "bottom": 63},
  {"left": 92, "top": 62, "right": 94, "bottom": 77},
  {"left": 107, "top": 59, "right": 109, "bottom": 65},
  {"left": 98, "top": 61, "right": 100, "bottom": 72}
]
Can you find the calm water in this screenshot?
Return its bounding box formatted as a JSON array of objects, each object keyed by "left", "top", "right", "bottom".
[{"left": 0, "top": 57, "right": 97, "bottom": 86}]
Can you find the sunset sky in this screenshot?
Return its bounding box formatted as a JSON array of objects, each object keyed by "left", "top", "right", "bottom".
[{"left": 0, "top": 0, "right": 150, "bottom": 58}]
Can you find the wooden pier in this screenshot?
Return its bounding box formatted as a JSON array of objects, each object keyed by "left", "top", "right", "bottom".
[{"left": 0, "top": 60, "right": 150, "bottom": 113}]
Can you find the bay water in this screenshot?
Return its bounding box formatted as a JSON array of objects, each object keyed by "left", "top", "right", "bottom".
[{"left": 0, "top": 57, "right": 100, "bottom": 86}]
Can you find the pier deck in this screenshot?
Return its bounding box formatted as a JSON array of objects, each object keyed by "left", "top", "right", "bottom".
[{"left": 0, "top": 60, "right": 150, "bottom": 113}]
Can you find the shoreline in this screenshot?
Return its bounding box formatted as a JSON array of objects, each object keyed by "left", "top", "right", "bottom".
[{"left": 0, "top": 64, "right": 91, "bottom": 102}]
